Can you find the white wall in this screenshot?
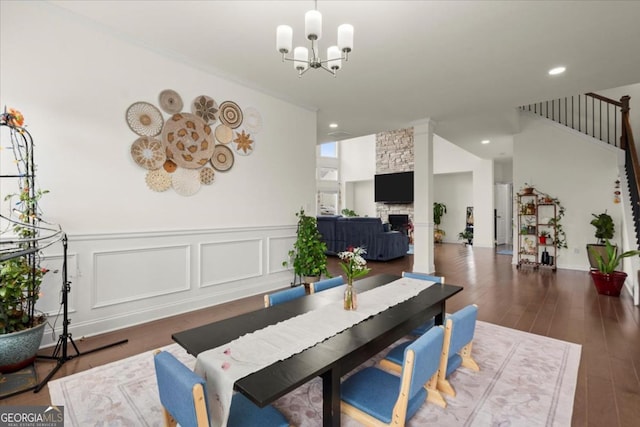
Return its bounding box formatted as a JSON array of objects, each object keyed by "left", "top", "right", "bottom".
[
  {"left": 434, "top": 135, "right": 495, "bottom": 247},
  {"left": 434, "top": 173, "right": 473, "bottom": 243},
  {"left": 0, "top": 1, "right": 316, "bottom": 345},
  {"left": 514, "top": 113, "right": 622, "bottom": 270},
  {"left": 339, "top": 134, "right": 376, "bottom": 215}
]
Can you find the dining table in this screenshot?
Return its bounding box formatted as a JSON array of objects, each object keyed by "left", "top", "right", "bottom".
[{"left": 172, "top": 273, "right": 463, "bottom": 427}]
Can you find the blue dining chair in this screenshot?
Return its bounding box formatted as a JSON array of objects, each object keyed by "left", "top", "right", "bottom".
[
  {"left": 153, "top": 350, "right": 289, "bottom": 427},
  {"left": 379, "top": 304, "right": 479, "bottom": 398},
  {"left": 264, "top": 285, "right": 306, "bottom": 307},
  {"left": 402, "top": 271, "right": 444, "bottom": 336},
  {"left": 341, "top": 326, "right": 447, "bottom": 425},
  {"left": 309, "top": 275, "right": 344, "bottom": 293}
]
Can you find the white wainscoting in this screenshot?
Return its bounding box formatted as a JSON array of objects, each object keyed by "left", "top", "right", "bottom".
[{"left": 38, "top": 225, "right": 295, "bottom": 347}]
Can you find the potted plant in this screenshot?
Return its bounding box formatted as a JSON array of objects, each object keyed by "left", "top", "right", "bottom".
[
  {"left": 433, "top": 202, "right": 447, "bottom": 243},
  {"left": 538, "top": 230, "right": 550, "bottom": 244},
  {"left": 0, "top": 111, "right": 50, "bottom": 372},
  {"left": 587, "top": 211, "right": 615, "bottom": 269},
  {"left": 458, "top": 230, "right": 473, "bottom": 245},
  {"left": 283, "top": 208, "right": 329, "bottom": 285},
  {"left": 589, "top": 239, "right": 640, "bottom": 296}
]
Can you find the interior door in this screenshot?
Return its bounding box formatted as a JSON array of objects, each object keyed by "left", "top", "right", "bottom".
[{"left": 494, "top": 183, "right": 513, "bottom": 245}]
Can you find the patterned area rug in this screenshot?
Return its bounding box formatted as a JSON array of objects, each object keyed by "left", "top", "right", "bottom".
[{"left": 49, "top": 321, "right": 580, "bottom": 426}]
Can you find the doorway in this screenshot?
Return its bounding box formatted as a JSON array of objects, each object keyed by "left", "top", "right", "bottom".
[{"left": 494, "top": 183, "right": 513, "bottom": 246}]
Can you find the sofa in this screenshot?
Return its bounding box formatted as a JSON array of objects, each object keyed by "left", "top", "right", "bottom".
[{"left": 316, "top": 216, "right": 409, "bottom": 261}]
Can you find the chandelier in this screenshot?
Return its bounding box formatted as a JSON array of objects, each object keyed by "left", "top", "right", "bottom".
[{"left": 276, "top": 1, "right": 354, "bottom": 77}]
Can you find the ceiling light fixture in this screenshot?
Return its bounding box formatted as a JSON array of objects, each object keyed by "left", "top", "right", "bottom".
[
  {"left": 481, "top": 139, "right": 490, "bottom": 144},
  {"left": 329, "top": 123, "right": 338, "bottom": 128},
  {"left": 276, "top": 0, "right": 354, "bottom": 77},
  {"left": 548, "top": 66, "right": 566, "bottom": 75}
]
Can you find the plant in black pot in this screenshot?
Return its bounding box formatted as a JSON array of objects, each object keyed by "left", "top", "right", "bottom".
[
  {"left": 458, "top": 230, "right": 473, "bottom": 246},
  {"left": 283, "top": 208, "right": 329, "bottom": 286},
  {"left": 589, "top": 239, "right": 640, "bottom": 296},
  {"left": 587, "top": 211, "right": 615, "bottom": 269}
]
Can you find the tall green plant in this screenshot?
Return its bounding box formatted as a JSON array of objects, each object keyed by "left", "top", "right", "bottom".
[
  {"left": 590, "top": 211, "right": 614, "bottom": 244},
  {"left": 283, "top": 208, "right": 329, "bottom": 279},
  {"left": 433, "top": 202, "right": 447, "bottom": 227}
]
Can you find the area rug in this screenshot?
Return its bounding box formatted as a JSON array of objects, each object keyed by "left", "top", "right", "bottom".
[
  {"left": 496, "top": 249, "right": 513, "bottom": 255},
  {"left": 48, "top": 321, "right": 580, "bottom": 426}
]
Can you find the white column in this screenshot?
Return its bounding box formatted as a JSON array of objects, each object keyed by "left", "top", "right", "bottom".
[{"left": 412, "top": 118, "right": 435, "bottom": 274}]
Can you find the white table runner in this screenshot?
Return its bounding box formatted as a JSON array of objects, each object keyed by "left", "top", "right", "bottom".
[{"left": 194, "top": 277, "right": 436, "bottom": 426}]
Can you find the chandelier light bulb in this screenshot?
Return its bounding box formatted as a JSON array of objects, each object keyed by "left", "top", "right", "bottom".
[
  {"left": 327, "top": 46, "right": 341, "bottom": 70},
  {"left": 276, "top": 25, "right": 293, "bottom": 54},
  {"left": 294, "top": 47, "right": 309, "bottom": 71},
  {"left": 338, "top": 24, "right": 354, "bottom": 53},
  {"left": 305, "top": 10, "right": 322, "bottom": 41}
]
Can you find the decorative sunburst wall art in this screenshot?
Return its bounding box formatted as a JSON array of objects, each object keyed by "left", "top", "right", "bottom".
[{"left": 126, "top": 90, "right": 261, "bottom": 196}]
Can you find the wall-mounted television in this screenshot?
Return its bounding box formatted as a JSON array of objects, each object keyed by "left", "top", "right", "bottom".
[{"left": 374, "top": 171, "right": 414, "bottom": 204}]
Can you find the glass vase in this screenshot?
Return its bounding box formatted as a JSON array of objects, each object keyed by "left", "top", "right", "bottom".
[{"left": 343, "top": 279, "right": 357, "bottom": 310}]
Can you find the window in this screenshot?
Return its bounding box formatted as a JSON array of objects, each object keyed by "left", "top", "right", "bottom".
[
  {"left": 319, "top": 141, "right": 337, "bottom": 158},
  {"left": 318, "top": 167, "right": 338, "bottom": 181}
]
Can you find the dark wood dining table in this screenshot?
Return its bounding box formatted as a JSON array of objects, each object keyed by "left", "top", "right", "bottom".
[{"left": 172, "top": 273, "right": 462, "bottom": 427}]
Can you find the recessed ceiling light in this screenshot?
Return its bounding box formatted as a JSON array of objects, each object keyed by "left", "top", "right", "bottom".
[
  {"left": 329, "top": 123, "right": 338, "bottom": 128},
  {"left": 548, "top": 66, "right": 566, "bottom": 75},
  {"left": 481, "top": 139, "right": 490, "bottom": 144}
]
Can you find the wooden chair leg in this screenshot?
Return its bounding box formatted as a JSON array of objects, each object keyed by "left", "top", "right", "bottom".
[
  {"left": 162, "top": 408, "right": 177, "bottom": 427},
  {"left": 437, "top": 320, "right": 456, "bottom": 397},
  {"left": 460, "top": 342, "right": 480, "bottom": 371},
  {"left": 425, "top": 371, "right": 447, "bottom": 408}
]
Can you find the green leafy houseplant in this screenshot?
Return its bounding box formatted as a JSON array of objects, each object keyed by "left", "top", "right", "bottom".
[
  {"left": 589, "top": 239, "right": 640, "bottom": 274},
  {"left": 341, "top": 208, "right": 357, "bottom": 217},
  {"left": 433, "top": 202, "right": 447, "bottom": 243},
  {"left": 1, "top": 182, "right": 50, "bottom": 334},
  {"left": 458, "top": 230, "right": 473, "bottom": 245},
  {"left": 283, "top": 208, "right": 329, "bottom": 280},
  {"left": 589, "top": 239, "right": 640, "bottom": 296},
  {"left": 590, "top": 212, "right": 614, "bottom": 244}
]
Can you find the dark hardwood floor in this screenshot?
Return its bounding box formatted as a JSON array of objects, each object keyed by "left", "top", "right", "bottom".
[{"left": 4, "top": 243, "right": 639, "bottom": 426}]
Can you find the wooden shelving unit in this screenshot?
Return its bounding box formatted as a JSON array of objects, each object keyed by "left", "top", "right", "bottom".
[{"left": 516, "top": 187, "right": 558, "bottom": 271}]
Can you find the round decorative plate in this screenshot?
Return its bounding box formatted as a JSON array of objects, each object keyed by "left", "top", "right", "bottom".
[
  {"left": 211, "top": 144, "right": 234, "bottom": 171},
  {"left": 242, "top": 107, "right": 263, "bottom": 134},
  {"left": 163, "top": 159, "right": 177, "bottom": 173},
  {"left": 130, "top": 136, "right": 166, "bottom": 170},
  {"left": 162, "top": 113, "right": 215, "bottom": 169},
  {"left": 145, "top": 169, "right": 172, "bottom": 192},
  {"left": 218, "top": 100, "right": 243, "bottom": 128},
  {"left": 214, "top": 124, "right": 233, "bottom": 144},
  {"left": 232, "top": 129, "right": 254, "bottom": 156},
  {"left": 200, "top": 166, "right": 215, "bottom": 185},
  {"left": 172, "top": 167, "right": 201, "bottom": 196},
  {"left": 191, "top": 95, "right": 218, "bottom": 123},
  {"left": 158, "top": 89, "right": 183, "bottom": 114},
  {"left": 126, "top": 102, "right": 164, "bottom": 136}
]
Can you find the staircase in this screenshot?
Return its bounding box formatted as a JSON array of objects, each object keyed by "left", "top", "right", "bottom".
[{"left": 520, "top": 93, "right": 640, "bottom": 305}]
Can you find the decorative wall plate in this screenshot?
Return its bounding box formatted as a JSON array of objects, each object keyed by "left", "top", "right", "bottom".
[
  {"left": 214, "top": 124, "right": 233, "bottom": 144},
  {"left": 218, "top": 101, "right": 243, "bottom": 128},
  {"left": 126, "top": 102, "right": 164, "bottom": 136},
  {"left": 130, "top": 136, "right": 166, "bottom": 170},
  {"left": 159, "top": 89, "right": 183, "bottom": 114},
  {"left": 232, "top": 129, "right": 254, "bottom": 156},
  {"left": 145, "top": 169, "right": 172, "bottom": 192},
  {"left": 211, "top": 144, "right": 234, "bottom": 171},
  {"left": 200, "top": 166, "right": 215, "bottom": 185},
  {"left": 172, "top": 168, "right": 201, "bottom": 196},
  {"left": 163, "top": 159, "right": 177, "bottom": 173},
  {"left": 191, "top": 95, "right": 218, "bottom": 123},
  {"left": 242, "top": 107, "right": 263, "bottom": 134},
  {"left": 162, "top": 113, "right": 215, "bottom": 169}
]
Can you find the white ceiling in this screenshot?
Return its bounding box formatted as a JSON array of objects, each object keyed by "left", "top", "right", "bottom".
[{"left": 50, "top": 0, "right": 640, "bottom": 159}]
